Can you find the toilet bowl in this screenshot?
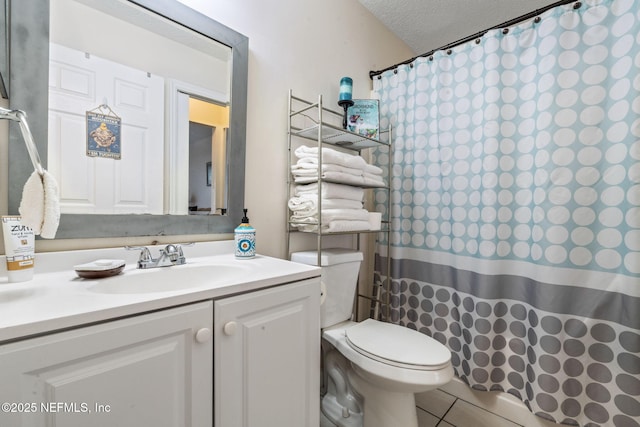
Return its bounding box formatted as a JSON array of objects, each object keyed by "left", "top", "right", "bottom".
[
  {"left": 291, "top": 249, "right": 454, "bottom": 427},
  {"left": 323, "top": 320, "right": 453, "bottom": 427}
]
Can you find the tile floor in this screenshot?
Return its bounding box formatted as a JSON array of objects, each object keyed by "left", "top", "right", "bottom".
[
  {"left": 320, "top": 388, "right": 525, "bottom": 427},
  {"left": 416, "top": 389, "right": 523, "bottom": 427}
]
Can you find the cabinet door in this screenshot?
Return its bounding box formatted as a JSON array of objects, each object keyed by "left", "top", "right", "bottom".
[
  {"left": 0, "top": 301, "right": 213, "bottom": 427},
  {"left": 214, "top": 279, "right": 320, "bottom": 427}
]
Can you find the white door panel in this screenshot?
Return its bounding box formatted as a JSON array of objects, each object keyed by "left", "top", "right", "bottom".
[{"left": 49, "top": 43, "right": 164, "bottom": 214}]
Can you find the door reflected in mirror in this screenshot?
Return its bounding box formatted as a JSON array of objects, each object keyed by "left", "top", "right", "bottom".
[
  {"left": 187, "top": 98, "right": 229, "bottom": 216},
  {"left": 48, "top": 0, "right": 231, "bottom": 216}
]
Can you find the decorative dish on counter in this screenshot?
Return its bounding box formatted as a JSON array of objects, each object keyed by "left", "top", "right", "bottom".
[{"left": 74, "top": 259, "right": 126, "bottom": 279}]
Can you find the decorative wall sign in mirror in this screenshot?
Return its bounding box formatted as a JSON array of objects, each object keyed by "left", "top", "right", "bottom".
[{"left": 8, "top": 0, "right": 247, "bottom": 238}]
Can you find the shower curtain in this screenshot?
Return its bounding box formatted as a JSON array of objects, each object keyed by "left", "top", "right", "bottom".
[{"left": 372, "top": 1, "right": 639, "bottom": 426}]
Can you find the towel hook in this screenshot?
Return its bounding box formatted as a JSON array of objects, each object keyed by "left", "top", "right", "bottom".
[{"left": 0, "top": 107, "right": 45, "bottom": 176}]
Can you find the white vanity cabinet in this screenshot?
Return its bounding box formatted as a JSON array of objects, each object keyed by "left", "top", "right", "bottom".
[
  {"left": 0, "top": 276, "right": 320, "bottom": 427},
  {"left": 214, "top": 278, "right": 320, "bottom": 427},
  {"left": 0, "top": 301, "right": 213, "bottom": 427}
]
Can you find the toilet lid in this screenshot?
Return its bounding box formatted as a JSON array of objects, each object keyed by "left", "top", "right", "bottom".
[{"left": 345, "top": 319, "right": 451, "bottom": 370}]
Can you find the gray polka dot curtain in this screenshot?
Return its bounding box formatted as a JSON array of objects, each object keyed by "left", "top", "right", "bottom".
[{"left": 372, "top": 0, "right": 640, "bottom": 425}]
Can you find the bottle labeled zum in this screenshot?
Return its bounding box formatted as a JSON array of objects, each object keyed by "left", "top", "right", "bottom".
[{"left": 234, "top": 209, "right": 255, "bottom": 259}]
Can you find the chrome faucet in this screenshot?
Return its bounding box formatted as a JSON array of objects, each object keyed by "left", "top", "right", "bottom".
[{"left": 126, "top": 243, "right": 194, "bottom": 269}]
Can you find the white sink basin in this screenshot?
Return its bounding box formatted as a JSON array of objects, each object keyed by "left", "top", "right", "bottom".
[{"left": 85, "top": 263, "right": 249, "bottom": 294}]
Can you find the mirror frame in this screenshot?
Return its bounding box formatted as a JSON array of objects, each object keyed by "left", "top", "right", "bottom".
[
  {"left": 8, "top": 0, "right": 248, "bottom": 238},
  {"left": 0, "top": 0, "right": 8, "bottom": 98}
]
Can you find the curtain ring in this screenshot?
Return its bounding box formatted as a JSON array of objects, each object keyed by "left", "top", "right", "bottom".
[
  {"left": 446, "top": 49, "right": 452, "bottom": 55},
  {"left": 573, "top": 2, "right": 582, "bottom": 9},
  {"left": 475, "top": 38, "right": 481, "bottom": 44},
  {"left": 429, "top": 56, "right": 434, "bottom": 61},
  {"left": 502, "top": 28, "right": 509, "bottom": 35},
  {"left": 393, "top": 69, "right": 398, "bottom": 74},
  {"left": 377, "top": 75, "right": 381, "bottom": 80},
  {"left": 534, "top": 16, "right": 541, "bottom": 23}
]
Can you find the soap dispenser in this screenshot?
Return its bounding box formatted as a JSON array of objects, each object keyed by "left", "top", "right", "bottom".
[{"left": 234, "top": 209, "right": 255, "bottom": 259}]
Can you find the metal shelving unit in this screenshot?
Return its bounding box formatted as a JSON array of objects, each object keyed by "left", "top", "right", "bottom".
[{"left": 286, "top": 90, "right": 393, "bottom": 322}]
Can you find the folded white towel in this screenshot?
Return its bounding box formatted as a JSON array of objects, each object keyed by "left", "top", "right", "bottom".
[
  {"left": 19, "top": 170, "right": 60, "bottom": 239},
  {"left": 326, "top": 220, "right": 371, "bottom": 233},
  {"left": 291, "top": 219, "right": 372, "bottom": 233},
  {"left": 293, "top": 170, "right": 386, "bottom": 187},
  {"left": 288, "top": 197, "right": 363, "bottom": 216},
  {"left": 296, "top": 156, "right": 383, "bottom": 175},
  {"left": 295, "top": 182, "right": 364, "bottom": 201},
  {"left": 295, "top": 145, "right": 369, "bottom": 170},
  {"left": 292, "top": 162, "right": 366, "bottom": 177},
  {"left": 364, "top": 173, "right": 386, "bottom": 187},
  {"left": 291, "top": 208, "right": 370, "bottom": 222}
]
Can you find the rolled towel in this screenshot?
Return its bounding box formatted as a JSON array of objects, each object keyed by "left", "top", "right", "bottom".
[
  {"left": 18, "top": 170, "right": 60, "bottom": 239},
  {"left": 295, "top": 182, "right": 364, "bottom": 201}
]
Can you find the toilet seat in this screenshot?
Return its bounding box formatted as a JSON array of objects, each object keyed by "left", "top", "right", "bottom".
[{"left": 345, "top": 319, "right": 451, "bottom": 371}]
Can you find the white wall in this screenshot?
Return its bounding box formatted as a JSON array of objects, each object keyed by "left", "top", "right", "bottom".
[
  {"left": 51, "top": 0, "right": 230, "bottom": 97},
  {"left": 176, "top": 0, "right": 414, "bottom": 258},
  {"left": 0, "top": 0, "right": 413, "bottom": 256}
]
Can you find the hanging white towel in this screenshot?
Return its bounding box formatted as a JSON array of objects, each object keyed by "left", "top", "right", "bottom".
[{"left": 18, "top": 170, "right": 60, "bottom": 239}]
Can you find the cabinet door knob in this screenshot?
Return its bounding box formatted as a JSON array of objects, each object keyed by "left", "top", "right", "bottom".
[
  {"left": 223, "top": 321, "right": 237, "bottom": 336},
  {"left": 195, "top": 327, "right": 212, "bottom": 343}
]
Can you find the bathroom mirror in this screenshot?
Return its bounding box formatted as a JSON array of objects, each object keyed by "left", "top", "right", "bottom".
[{"left": 8, "top": 0, "right": 248, "bottom": 238}]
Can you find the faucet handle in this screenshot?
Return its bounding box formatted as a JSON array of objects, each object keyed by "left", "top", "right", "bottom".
[
  {"left": 125, "top": 246, "right": 152, "bottom": 262},
  {"left": 161, "top": 244, "right": 180, "bottom": 262},
  {"left": 164, "top": 243, "right": 193, "bottom": 264},
  {"left": 173, "top": 242, "right": 195, "bottom": 258}
]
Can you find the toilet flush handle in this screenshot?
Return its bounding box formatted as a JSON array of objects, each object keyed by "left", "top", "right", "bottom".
[{"left": 223, "top": 321, "right": 237, "bottom": 336}]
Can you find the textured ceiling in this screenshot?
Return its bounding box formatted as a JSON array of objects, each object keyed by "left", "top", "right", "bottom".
[{"left": 359, "top": 0, "right": 562, "bottom": 56}]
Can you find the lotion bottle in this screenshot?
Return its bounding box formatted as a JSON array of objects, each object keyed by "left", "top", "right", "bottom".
[
  {"left": 234, "top": 209, "right": 255, "bottom": 259},
  {"left": 2, "top": 216, "right": 35, "bottom": 282}
]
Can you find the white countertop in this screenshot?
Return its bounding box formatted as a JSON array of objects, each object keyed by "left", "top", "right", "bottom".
[{"left": 0, "top": 241, "right": 320, "bottom": 343}]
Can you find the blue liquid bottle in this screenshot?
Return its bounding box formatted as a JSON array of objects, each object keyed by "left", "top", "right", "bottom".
[{"left": 234, "top": 209, "right": 255, "bottom": 259}]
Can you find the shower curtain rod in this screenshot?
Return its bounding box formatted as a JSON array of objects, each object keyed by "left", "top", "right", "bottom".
[{"left": 369, "top": 0, "right": 579, "bottom": 79}]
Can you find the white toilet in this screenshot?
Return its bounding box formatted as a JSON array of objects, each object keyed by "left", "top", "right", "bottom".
[{"left": 291, "top": 249, "right": 454, "bottom": 427}]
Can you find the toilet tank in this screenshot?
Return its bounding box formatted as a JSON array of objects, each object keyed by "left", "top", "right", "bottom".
[{"left": 291, "top": 249, "right": 363, "bottom": 328}]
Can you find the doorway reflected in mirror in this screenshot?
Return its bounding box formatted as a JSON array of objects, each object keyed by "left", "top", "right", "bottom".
[{"left": 188, "top": 98, "right": 229, "bottom": 216}]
